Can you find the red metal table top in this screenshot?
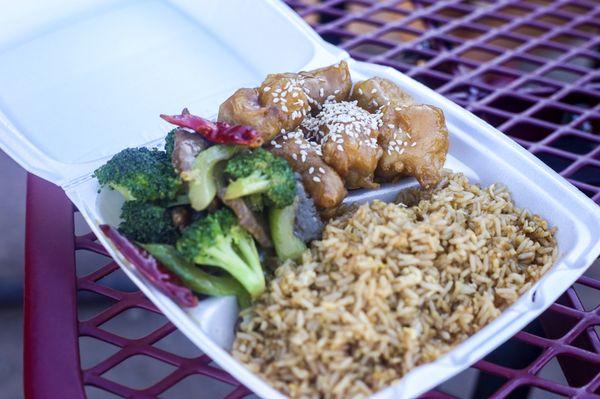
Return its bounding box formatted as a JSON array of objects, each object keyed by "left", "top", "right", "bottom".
[{"left": 23, "top": 1, "right": 600, "bottom": 398}]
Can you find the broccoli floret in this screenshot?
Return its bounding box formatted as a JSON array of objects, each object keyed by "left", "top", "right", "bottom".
[
  {"left": 176, "top": 208, "right": 265, "bottom": 299},
  {"left": 245, "top": 194, "right": 265, "bottom": 212},
  {"left": 268, "top": 200, "right": 306, "bottom": 262},
  {"left": 224, "top": 148, "right": 296, "bottom": 208},
  {"left": 119, "top": 201, "right": 179, "bottom": 244},
  {"left": 164, "top": 128, "right": 177, "bottom": 159},
  {"left": 94, "top": 147, "right": 181, "bottom": 202},
  {"left": 181, "top": 145, "right": 238, "bottom": 211}
]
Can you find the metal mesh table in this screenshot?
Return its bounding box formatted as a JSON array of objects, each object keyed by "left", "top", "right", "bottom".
[{"left": 23, "top": 1, "right": 600, "bottom": 398}]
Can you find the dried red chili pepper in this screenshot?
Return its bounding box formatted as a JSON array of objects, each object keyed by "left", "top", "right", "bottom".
[
  {"left": 100, "top": 225, "right": 198, "bottom": 307},
  {"left": 160, "top": 108, "right": 262, "bottom": 148}
]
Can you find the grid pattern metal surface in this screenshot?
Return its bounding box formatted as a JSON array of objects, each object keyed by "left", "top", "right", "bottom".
[
  {"left": 287, "top": 0, "right": 600, "bottom": 203},
  {"left": 25, "top": 1, "right": 600, "bottom": 398}
]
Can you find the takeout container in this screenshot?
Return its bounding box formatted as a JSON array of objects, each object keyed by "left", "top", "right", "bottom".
[{"left": 1, "top": 1, "right": 599, "bottom": 398}]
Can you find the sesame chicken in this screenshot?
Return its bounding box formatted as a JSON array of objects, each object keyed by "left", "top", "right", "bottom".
[
  {"left": 377, "top": 103, "right": 449, "bottom": 188},
  {"left": 351, "top": 76, "right": 414, "bottom": 113},
  {"left": 217, "top": 88, "right": 287, "bottom": 143},
  {"left": 297, "top": 61, "right": 352, "bottom": 113},
  {"left": 218, "top": 62, "right": 352, "bottom": 142},
  {"left": 219, "top": 62, "right": 449, "bottom": 202},
  {"left": 302, "top": 100, "right": 383, "bottom": 189}
]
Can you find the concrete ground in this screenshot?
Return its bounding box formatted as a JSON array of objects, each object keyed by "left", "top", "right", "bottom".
[{"left": 1, "top": 149, "right": 597, "bottom": 398}]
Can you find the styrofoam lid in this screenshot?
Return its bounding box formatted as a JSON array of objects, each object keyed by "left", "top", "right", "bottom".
[{"left": 0, "top": 0, "right": 346, "bottom": 186}]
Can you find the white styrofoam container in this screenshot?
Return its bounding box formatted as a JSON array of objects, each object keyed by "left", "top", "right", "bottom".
[{"left": 1, "top": 1, "right": 598, "bottom": 398}]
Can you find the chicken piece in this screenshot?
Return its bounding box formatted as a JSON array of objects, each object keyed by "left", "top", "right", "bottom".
[
  {"left": 269, "top": 131, "right": 346, "bottom": 209},
  {"left": 351, "top": 77, "right": 413, "bottom": 113},
  {"left": 302, "top": 101, "right": 383, "bottom": 189},
  {"left": 377, "top": 103, "right": 449, "bottom": 188},
  {"left": 218, "top": 88, "right": 288, "bottom": 143},
  {"left": 297, "top": 61, "right": 352, "bottom": 113},
  {"left": 218, "top": 62, "right": 352, "bottom": 142}
]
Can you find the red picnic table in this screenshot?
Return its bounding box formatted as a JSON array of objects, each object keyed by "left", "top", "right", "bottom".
[{"left": 24, "top": 0, "right": 600, "bottom": 398}]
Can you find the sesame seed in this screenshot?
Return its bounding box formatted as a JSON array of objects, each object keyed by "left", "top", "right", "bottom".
[
  {"left": 263, "top": 86, "right": 271, "bottom": 92},
  {"left": 312, "top": 176, "right": 321, "bottom": 183},
  {"left": 281, "top": 105, "right": 288, "bottom": 112},
  {"left": 387, "top": 124, "right": 395, "bottom": 129},
  {"left": 319, "top": 88, "right": 324, "bottom": 97},
  {"left": 357, "top": 88, "right": 363, "bottom": 95},
  {"left": 309, "top": 167, "right": 314, "bottom": 174},
  {"left": 292, "top": 153, "right": 298, "bottom": 160},
  {"left": 337, "top": 144, "right": 344, "bottom": 152},
  {"left": 411, "top": 142, "right": 416, "bottom": 147},
  {"left": 371, "top": 88, "right": 377, "bottom": 94},
  {"left": 334, "top": 89, "right": 341, "bottom": 94},
  {"left": 395, "top": 107, "right": 402, "bottom": 111},
  {"left": 273, "top": 98, "right": 279, "bottom": 103},
  {"left": 318, "top": 167, "right": 325, "bottom": 173}
]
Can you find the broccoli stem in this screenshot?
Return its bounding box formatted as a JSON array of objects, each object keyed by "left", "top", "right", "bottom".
[
  {"left": 142, "top": 244, "right": 251, "bottom": 308},
  {"left": 232, "top": 227, "right": 263, "bottom": 274},
  {"left": 196, "top": 237, "right": 265, "bottom": 299},
  {"left": 223, "top": 171, "right": 270, "bottom": 200},
  {"left": 269, "top": 202, "right": 307, "bottom": 262},
  {"left": 182, "top": 145, "right": 238, "bottom": 211}
]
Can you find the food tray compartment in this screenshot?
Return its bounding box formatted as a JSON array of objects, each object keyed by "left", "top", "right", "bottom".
[{"left": 3, "top": 1, "right": 599, "bottom": 398}]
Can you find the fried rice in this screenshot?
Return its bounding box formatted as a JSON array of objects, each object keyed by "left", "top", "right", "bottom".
[{"left": 233, "top": 172, "right": 558, "bottom": 398}]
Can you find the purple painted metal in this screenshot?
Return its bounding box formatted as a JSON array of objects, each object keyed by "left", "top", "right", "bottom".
[
  {"left": 24, "top": 174, "right": 85, "bottom": 399},
  {"left": 23, "top": 1, "right": 600, "bottom": 398}
]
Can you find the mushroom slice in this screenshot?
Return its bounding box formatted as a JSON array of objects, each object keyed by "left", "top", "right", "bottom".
[{"left": 293, "top": 177, "right": 323, "bottom": 242}]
